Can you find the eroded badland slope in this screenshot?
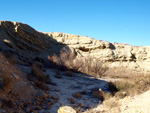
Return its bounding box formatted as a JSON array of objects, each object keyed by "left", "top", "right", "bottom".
[
  {"left": 0, "top": 21, "right": 150, "bottom": 113},
  {"left": 1, "top": 21, "right": 150, "bottom": 77}
]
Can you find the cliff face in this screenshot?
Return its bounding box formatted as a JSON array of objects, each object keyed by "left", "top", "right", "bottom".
[
  {"left": 48, "top": 33, "right": 150, "bottom": 77},
  {"left": 0, "top": 21, "right": 150, "bottom": 77}
]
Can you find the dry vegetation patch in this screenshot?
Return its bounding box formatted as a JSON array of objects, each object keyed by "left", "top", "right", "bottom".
[
  {"left": 48, "top": 52, "right": 108, "bottom": 77},
  {"left": 0, "top": 52, "right": 37, "bottom": 112},
  {"left": 85, "top": 74, "right": 150, "bottom": 112},
  {"left": 30, "top": 61, "right": 51, "bottom": 90},
  {"left": 109, "top": 75, "right": 150, "bottom": 99},
  {"left": 66, "top": 70, "right": 73, "bottom": 77},
  {"left": 0, "top": 71, "right": 13, "bottom": 94},
  {"left": 2, "top": 50, "right": 18, "bottom": 64}
]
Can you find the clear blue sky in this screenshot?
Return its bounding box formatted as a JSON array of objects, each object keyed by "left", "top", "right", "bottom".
[{"left": 0, "top": 0, "right": 150, "bottom": 46}]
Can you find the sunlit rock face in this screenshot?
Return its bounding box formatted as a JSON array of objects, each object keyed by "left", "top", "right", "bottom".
[{"left": 48, "top": 32, "right": 150, "bottom": 77}]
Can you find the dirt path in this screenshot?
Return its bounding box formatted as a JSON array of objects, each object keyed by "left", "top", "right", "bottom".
[
  {"left": 46, "top": 69, "right": 110, "bottom": 113},
  {"left": 21, "top": 66, "right": 120, "bottom": 113}
]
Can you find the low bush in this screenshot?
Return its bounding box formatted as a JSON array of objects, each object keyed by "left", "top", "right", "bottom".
[
  {"left": 34, "top": 80, "right": 48, "bottom": 91},
  {"left": 66, "top": 70, "right": 73, "bottom": 77},
  {"left": 31, "top": 61, "right": 47, "bottom": 81},
  {"left": 48, "top": 53, "right": 108, "bottom": 77},
  {"left": 0, "top": 72, "right": 13, "bottom": 94},
  {"left": 31, "top": 61, "right": 51, "bottom": 90},
  {"left": 84, "top": 57, "right": 108, "bottom": 77},
  {"left": 2, "top": 50, "right": 18, "bottom": 64}
]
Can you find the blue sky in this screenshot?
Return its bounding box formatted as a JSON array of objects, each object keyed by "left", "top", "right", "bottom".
[{"left": 0, "top": 0, "right": 150, "bottom": 46}]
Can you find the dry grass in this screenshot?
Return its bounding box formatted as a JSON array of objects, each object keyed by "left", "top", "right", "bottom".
[
  {"left": 34, "top": 80, "right": 48, "bottom": 91},
  {"left": 73, "top": 92, "right": 82, "bottom": 98},
  {"left": 82, "top": 56, "right": 106, "bottom": 77},
  {"left": 109, "top": 75, "right": 150, "bottom": 99},
  {"left": 7, "top": 55, "right": 18, "bottom": 64},
  {"left": 0, "top": 72, "right": 13, "bottom": 94},
  {"left": 31, "top": 61, "right": 47, "bottom": 81},
  {"left": 84, "top": 94, "right": 121, "bottom": 113},
  {"left": 104, "top": 97, "right": 120, "bottom": 109},
  {"left": 68, "top": 98, "right": 75, "bottom": 104},
  {"left": 31, "top": 61, "right": 51, "bottom": 90},
  {"left": 85, "top": 75, "right": 150, "bottom": 113},
  {"left": 2, "top": 50, "right": 18, "bottom": 64},
  {"left": 103, "top": 97, "right": 121, "bottom": 113},
  {"left": 0, "top": 52, "right": 38, "bottom": 112}
]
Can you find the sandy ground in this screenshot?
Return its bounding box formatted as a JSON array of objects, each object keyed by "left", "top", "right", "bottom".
[
  {"left": 120, "top": 90, "right": 150, "bottom": 113},
  {"left": 84, "top": 90, "right": 150, "bottom": 113}
]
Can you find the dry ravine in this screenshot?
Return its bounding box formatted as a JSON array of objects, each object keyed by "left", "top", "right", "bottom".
[
  {"left": 0, "top": 21, "right": 150, "bottom": 113},
  {"left": 21, "top": 65, "right": 113, "bottom": 113}
]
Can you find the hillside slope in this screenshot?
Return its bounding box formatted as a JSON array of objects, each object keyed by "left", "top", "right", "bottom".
[
  {"left": 1, "top": 21, "right": 150, "bottom": 78},
  {"left": 0, "top": 21, "right": 150, "bottom": 112}
]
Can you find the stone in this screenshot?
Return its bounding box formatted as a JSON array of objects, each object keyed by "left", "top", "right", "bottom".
[
  {"left": 58, "top": 106, "right": 76, "bottom": 113},
  {"left": 3, "top": 39, "right": 13, "bottom": 48}
]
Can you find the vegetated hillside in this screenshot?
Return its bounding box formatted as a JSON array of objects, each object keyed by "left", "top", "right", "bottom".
[{"left": 0, "top": 21, "right": 150, "bottom": 112}]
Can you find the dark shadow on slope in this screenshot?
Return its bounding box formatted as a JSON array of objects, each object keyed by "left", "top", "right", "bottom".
[
  {"left": 0, "top": 21, "right": 114, "bottom": 112},
  {"left": 0, "top": 21, "right": 75, "bottom": 65},
  {"left": 46, "top": 68, "right": 116, "bottom": 113}
]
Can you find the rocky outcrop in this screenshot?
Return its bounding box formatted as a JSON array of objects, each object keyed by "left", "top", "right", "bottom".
[
  {"left": 47, "top": 32, "right": 150, "bottom": 77},
  {"left": 0, "top": 21, "right": 150, "bottom": 77},
  {"left": 58, "top": 106, "right": 76, "bottom": 113},
  {"left": 0, "top": 21, "right": 73, "bottom": 62},
  {"left": 47, "top": 32, "right": 150, "bottom": 62}
]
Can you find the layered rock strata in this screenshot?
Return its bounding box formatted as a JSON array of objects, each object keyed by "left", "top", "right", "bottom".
[{"left": 0, "top": 21, "right": 150, "bottom": 77}]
